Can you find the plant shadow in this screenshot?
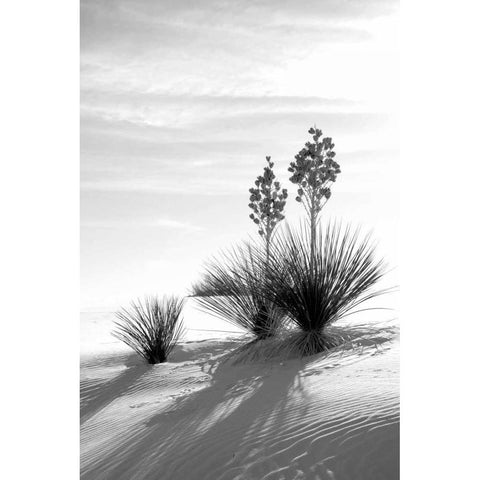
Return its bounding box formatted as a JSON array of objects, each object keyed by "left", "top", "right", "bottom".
[
  {"left": 81, "top": 344, "right": 308, "bottom": 479},
  {"left": 81, "top": 322, "right": 397, "bottom": 479},
  {"left": 80, "top": 351, "right": 149, "bottom": 425}
]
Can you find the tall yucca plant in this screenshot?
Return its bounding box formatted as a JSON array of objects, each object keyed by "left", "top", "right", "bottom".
[
  {"left": 258, "top": 221, "right": 389, "bottom": 356},
  {"left": 192, "top": 244, "right": 285, "bottom": 339},
  {"left": 113, "top": 295, "right": 185, "bottom": 364}
]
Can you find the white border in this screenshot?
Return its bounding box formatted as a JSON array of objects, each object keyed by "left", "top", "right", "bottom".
[
  {"left": 1, "top": 2, "right": 79, "bottom": 478},
  {"left": 401, "top": 1, "right": 480, "bottom": 477}
]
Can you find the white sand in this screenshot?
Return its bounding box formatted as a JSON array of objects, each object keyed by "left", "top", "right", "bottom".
[{"left": 81, "top": 309, "right": 399, "bottom": 480}]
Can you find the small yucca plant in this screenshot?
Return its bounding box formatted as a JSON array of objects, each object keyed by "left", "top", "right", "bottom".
[
  {"left": 258, "top": 221, "right": 390, "bottom": 356},
  {"left": 113, "top": 295, "right": 185, "bottom": 364},
  {"left": 192, "top": 156, "right": 288, "bottom": 341},
  {"left": 192, "top": 244, "right": 285, "bottom": 340}
]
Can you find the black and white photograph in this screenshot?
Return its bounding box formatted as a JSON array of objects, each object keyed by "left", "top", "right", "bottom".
[
  {"left": 4, "top": 1, "right": 480, "bottom": 480},
  {"left": 80, "top": 1, "right": 399, "bottom": 479}
]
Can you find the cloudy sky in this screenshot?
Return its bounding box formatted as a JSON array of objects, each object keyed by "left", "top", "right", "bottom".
[{"left": 81, "top": 0, "right": 399, "bottom": 310}]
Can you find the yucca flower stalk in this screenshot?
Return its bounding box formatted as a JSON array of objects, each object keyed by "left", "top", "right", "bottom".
[
  {"left": 245, "top": 155, "right": 288, "bottom": 336},
  {"left": 248, "top": 156, "right": 288, "bottom": 267},
  {"left": 288, "top": 127, "right": 340, "bottom": 267}
]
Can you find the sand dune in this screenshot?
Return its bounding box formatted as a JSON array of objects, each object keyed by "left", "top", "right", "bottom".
[{"left": 80, "top": 319, "right": 399, "bottom": 480}]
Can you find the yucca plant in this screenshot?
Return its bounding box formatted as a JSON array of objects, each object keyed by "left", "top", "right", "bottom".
[
  {"left": 192, "top": 244, "right": 285, "bottom": 340},
  {"left": 257, "top": 221, "right": 390, "bottom": 356},
  {"left": 192, "top": 156, "right": 288, "bottom": 340},
  {"left": 113, "top": 295, "right": 185, "bottom": 364}
]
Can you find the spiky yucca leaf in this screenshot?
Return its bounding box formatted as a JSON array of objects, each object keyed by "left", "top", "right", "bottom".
[
  {"left": 113, "top": 295, "right": 185, "bottom": 364},
  {"left": 256, "top": 221, "right": 390, "bottom": 355},
  {"left": 192, "top": 244, "right": 285, "bottom": 339}
]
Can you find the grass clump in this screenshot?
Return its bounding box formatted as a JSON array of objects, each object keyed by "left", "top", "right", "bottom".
[
  {"left": 113, "top": 295, "right": 185, "bottom": 364},
  {"left": 192, "top": 244, "right": 285, "bottom": 340},
  {"left": 258, "top": 221, "right": 389, "bottom": 356}
]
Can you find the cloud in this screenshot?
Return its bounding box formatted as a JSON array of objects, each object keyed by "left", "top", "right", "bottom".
[
  {"left": 81, "top": 0, "right": 397, "bottom": 40},
  {"left": 80, "top": 108, "right": 392, "bottom": 166},
  {"left": 80, "top": 176, "right": 249, "bottom": 196},
  {"left": 80, "top": 110, "right": 394, "bottom": 197},
  {"left": 80, "top": 147, "right": 398, "bottom": 197},
  {"left": 154, "top": 219, "right": 203, "bottom": 230},
  {"left": 81, "top": 92, "right": 359, "bottom": 125},
  {"left": 81, "top": 0, "right": 398, "bottom": 99},
  {"left": 81, "top": 217, "right": 204, "bottom": 230}
]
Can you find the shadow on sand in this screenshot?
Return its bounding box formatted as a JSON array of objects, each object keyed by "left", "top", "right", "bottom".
[
  {"left": 81, "top": 323, "right": 397, "bottom": 479},
  {"left": 80, "top": 337, "right": 243, "bottom": 425},
  {"left": 80, "top": 352, "right": 149, "bottom": 425},
  {"left": 81, "top": 344, "right": 309, "bottom": 479}
]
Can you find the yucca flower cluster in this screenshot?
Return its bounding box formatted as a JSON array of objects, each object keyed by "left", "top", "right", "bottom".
[
  {"left": 287, "top": 126, "right": 341, "bottom": 262},
  {"left": 248, "top": 156, "right": 288, "bottom": 242},
  {"left": 288, "top": 127, "right": 340, "bottom": 216}
]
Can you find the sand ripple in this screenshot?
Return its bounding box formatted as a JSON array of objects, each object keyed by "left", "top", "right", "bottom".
[{"left": 81, "top": 322, "right": 399, "bottom": 480}]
